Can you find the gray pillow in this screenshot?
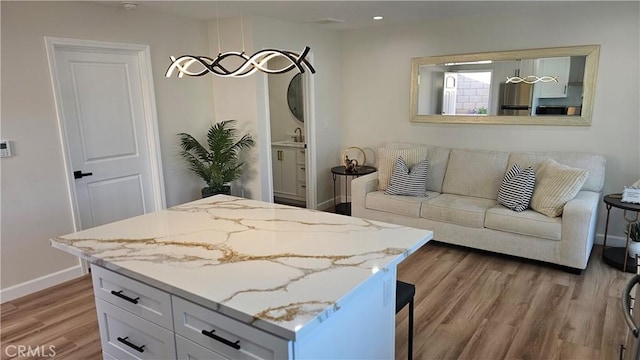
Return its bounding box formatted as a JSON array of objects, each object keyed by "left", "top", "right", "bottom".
[{"left": 385, "top": 157, "right": 429, "bottom": 197}]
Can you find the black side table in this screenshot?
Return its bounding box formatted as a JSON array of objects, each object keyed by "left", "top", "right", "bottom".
[
  {"left": 331, "top": 166, "right": 376, "bottom": 216},
  {"left": 602, "top": 194, "right": 640, "bottom": 273}
]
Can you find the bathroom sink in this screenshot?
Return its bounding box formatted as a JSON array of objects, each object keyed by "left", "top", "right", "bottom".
[{"left": 271, "top": 140, "right": 305, "bottom": 148}]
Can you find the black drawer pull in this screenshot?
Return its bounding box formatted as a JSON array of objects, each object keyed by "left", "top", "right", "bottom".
[
  {"left": 201, "top": 329, "right": 241, "bottom": 350},
  {"left": 110, "top": 290, "right": 139, "bottom": 304},
  {"left": 117, "top": 336, "right": 145, "bottom": 353}
]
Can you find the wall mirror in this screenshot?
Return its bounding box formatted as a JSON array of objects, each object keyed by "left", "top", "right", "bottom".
[
  {"left": 410, "top": 45, "right": 600, "bottom": 125},
  {"left": 287, "top": 73, "right": 304, "bottom": 122}
]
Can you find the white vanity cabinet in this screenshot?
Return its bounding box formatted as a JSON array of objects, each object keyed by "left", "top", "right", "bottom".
[
  {"left": 534, "top": 57, "right": 571, "bottom": 98},
  {"left": 272, "top": 144, "right": 305, "bottom": 202},
  {"left": 295, "top": 148, "right": 306, "bottom": 199}
]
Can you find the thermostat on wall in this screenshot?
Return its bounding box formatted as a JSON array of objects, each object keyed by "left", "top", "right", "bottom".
[{"left": 0, "top": 140, "right": 12, "bottom": 158}]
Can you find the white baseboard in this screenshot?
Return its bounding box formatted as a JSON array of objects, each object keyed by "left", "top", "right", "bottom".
[
  {"left": 0, "top": 265, "right": 84, "bottom": 304},
  {"left": 317, "top": 198, "right": 335, "bottom": 212},
  {"left": 595, "top": 233, "right": 627, "bottom": 247}
]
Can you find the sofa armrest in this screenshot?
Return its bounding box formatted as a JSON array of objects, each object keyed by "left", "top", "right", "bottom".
[
  {"left": 351, "top": 172, "right": 378, "bottom": 218},
  {"left": 560, "top": 191, "right": 601, "bottom": 268}
]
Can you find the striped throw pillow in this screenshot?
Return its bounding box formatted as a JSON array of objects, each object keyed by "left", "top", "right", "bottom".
[
  {"left": 385, "top": 157, "right": 429, "bottom": 196},
  {"left": 498, "top": 164, "right": 536, "bottom": 212},
  {"left": 530, "top": 159, "right": 589, "bottom": 217},
  {"left": 377, "top": 147, "right": 429, "bottom": 191}
]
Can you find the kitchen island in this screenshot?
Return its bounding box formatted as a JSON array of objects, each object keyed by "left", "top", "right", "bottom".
[{"left": 51, "top": 195, "right": 432, "bottom": 359}]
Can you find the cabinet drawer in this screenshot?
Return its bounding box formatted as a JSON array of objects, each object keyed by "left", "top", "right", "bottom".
[
  {"left": 176, "top": 334, "right": 227, "bottom": 360},
  {"left": 296, "top": 182, "right": 307, "bottom": 198},
  {"left": 296, "top": 165, "right": 306, "bottom": 181},
  {"left": 91, "top": 265, "right": 173, "bottom": 330},
  {"left": 103, "top": 352, "right": 117, "bottom": 360},
  {"left": 172, "top": 296, "right": 290, "bottom": 360},
  {"left": 296, "top": 149, "right": 305, "bottom": 165},
  {"left": 95, "top": 298, "right": 176, "bottom": 360}
]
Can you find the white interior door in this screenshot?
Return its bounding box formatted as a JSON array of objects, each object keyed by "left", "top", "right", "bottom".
[
  {"left": 442, "top": 72, "right": 458, "bottom": 115},
  {"left": 47, "top": 38, "right": 165, "bottom": 231}
]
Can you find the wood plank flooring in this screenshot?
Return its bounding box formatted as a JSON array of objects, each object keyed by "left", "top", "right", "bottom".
[
  {"left": 0, "top": 243, "right": 633, "bottom": 360},
  {"left": 395, "top": 243, "right": 633, "bottom": 360},
  {"left": 0, "top": 274, "right": 101, "bottom": 359}
]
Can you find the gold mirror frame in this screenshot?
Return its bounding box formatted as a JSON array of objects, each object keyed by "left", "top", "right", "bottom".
[{"left": 410, "top": 45, "right": 600, "bottom": 125}]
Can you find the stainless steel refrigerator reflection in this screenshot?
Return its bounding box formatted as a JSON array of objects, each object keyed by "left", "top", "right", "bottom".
[{"left": 498, "top": 82, "right": 533, "bottom": 116}]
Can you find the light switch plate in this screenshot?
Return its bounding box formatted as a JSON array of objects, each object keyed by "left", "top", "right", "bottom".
[{"left": 0, "top": 140, "right": 12, "bottom": 158}]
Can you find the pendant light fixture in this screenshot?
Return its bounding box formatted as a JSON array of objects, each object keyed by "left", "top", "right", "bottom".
[
  {"left": 165, "top": 3, "right": 315, "bottom": 79},
  {"left": 506, "top": 59, "right": 557, "bottom": 84},
  {"left": 165, "top": 47, "right": 315, "bottom": 78},
  {"left": 506, "top": 75, "right": 558, "bottom": 84}
]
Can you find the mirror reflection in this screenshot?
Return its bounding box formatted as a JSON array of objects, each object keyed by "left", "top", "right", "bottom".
[
  {"left": 287, "top": 73, "right": 304, "bottom": 122},
  {"left": 410, "top": 45, "right": 600, "bottom": 125}
]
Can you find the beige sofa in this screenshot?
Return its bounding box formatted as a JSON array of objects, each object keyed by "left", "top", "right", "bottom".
[{"left": 352, "top": 143, "right": 606, "bottom": 272}]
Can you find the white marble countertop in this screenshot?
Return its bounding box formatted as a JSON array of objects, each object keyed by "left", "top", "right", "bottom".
[
  {"left": 51, "top": 195, "right": 432, "bottom": 340},
  {"left": 271, "top": 140, "right": 305, "bottom": 148}
]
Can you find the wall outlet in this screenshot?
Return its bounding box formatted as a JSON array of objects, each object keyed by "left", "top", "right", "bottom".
[{"left": 0, "top": 140, "right": 12, "bottom": 158}]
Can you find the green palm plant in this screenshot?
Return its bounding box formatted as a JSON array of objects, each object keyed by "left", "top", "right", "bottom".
[{"left": 178, "top": 120, "right": 255, "bottom": 197}]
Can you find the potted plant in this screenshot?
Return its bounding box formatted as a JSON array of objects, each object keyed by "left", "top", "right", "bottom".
[
  {"left": 627, "top": 222, "right": 640, "bottom": 257},
  {"left": 178, "top": 120, "right": 255, "bottom": 198}
]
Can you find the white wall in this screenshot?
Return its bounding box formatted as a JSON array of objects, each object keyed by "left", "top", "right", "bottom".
[
  {"left": 341, "top": 2, "right": 640, "bottom": 237},
  {"left": 209, "top": 16, "right": 342, "bottom": 207},
  {"left": 0, "top": 1, "right": 213, "bottom": 291}
]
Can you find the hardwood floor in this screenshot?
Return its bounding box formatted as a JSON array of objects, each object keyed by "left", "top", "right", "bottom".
[
  {"left": 395, "top": 243, "right": 633, "bottom": 360},
  {"left": 0, "top": 275, "right": 100, "bottom": 360},
  {"left": 0, "top": 244, "right": 632, "bottom": 360}
]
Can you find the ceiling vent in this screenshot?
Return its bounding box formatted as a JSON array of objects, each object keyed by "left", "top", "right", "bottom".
[{"left": 306, "top": 18, "right": 345, "bottom": 25}]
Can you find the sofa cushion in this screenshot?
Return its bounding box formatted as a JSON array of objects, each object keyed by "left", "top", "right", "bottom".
[
  {"left": 385, "top": 157, "right": 429, "bottom": 196},
  {"left": 442, "top": 149, "right": 510, "bottom": 200},
  {"left": 377, "top": 147, "right": 429, "bottom": 191},
  {"left": 420, "top": 194, "right": 497, "bottom": 228},
  {"left": 423, "top": 146, "right": 451, "bottom": 193},
  {"left": 366, "top": 191, "right": 439, "bottom": 218},
  {"left": 530, "top": 159, "right": 589, "bottom": 218},
  {"left": 508, "top": 152, "right": 605, "bottom": 192},
  {"left": 485, "top": 206, "right": 562, "bottom": 241},
  {"left": 497, "top": 164, "right": 536, "bottom": 212}
]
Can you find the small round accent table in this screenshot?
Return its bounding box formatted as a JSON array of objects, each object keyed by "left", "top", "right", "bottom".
[
  {"left": 602, "top": 194, "right": 640, "bottom": 273},
  {"left": 331, "top": 166, "right": 376, "bottom": 216}
]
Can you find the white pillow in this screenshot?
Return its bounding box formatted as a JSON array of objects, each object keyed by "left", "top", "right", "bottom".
[
  {"left": 377, "top": 147, "right": 428, "bottom": 191},
  {"left": 530, "top": 159, "right": 588, "bottom": 217}
]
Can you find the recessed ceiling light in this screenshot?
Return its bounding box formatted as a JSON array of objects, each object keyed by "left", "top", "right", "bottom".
[{"left": 372, "top": 16, "right": 383, "bottom": 20}]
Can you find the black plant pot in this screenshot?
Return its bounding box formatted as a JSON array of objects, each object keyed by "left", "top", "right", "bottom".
[{"left": 202, "top": 185, "right": 231, "bottom": 198}]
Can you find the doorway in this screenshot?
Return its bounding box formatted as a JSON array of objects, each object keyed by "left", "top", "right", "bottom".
[
  {"left": 46, "top": 38, "right": 165, "bottom": 248},
  {"left": 265, "top": 59, "right": 316, "bottom": 209},
  {"left": 267, "top": 58, "right": 311, "bottom": 208}
]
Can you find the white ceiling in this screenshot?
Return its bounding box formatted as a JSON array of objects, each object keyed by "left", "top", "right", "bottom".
[{"left": 90, "top": 1, "right": 567, "bottom": 30}]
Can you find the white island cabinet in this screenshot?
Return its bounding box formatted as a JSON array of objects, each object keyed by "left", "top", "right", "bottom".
[{"left": 51, "top": 195, "right": 432, "bottom": 359}]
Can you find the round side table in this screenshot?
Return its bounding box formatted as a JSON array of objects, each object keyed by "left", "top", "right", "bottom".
[
  {"left": 602, "top": 194, "right": 640, "bottom": 273},
  {"left": 331, "top": 166, "right": 376, "bottom": 216}
]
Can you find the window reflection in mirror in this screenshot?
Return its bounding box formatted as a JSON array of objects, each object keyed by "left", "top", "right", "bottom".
[{"left": 410, "top": 45, "right": 600, "bottom": 125}]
